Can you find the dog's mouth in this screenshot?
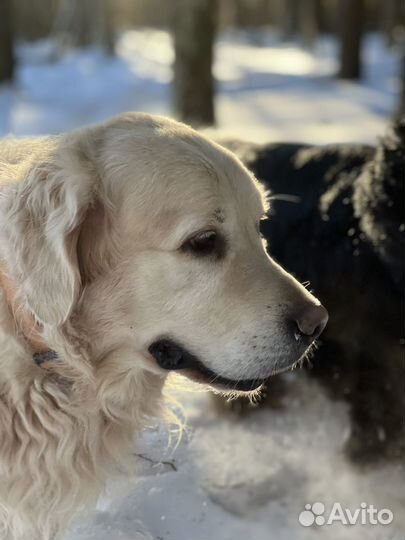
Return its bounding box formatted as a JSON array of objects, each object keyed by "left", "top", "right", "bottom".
[{"left": 148, "top": 338, "right": 265, "bottom": 392}]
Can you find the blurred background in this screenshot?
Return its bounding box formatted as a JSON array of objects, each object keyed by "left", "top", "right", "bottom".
[
  {"left": 1, "top": 2, "right": 404, "bottom": 540},
  {"left": 0, "top": 0, "right": 404, "bottom": 142}
]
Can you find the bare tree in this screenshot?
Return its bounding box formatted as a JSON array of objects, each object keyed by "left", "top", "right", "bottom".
[
  {"left": 280, "top": 0, "right": 300, "bottom": 40},
  {"left": 300, "top": 0, "right": 322, "bottom": 48},
  {"left": 338, "top": 0, "right": 364, "bottom": 79},
  {"left": 381, "top": 0, "right": 405, "bottom": 47},
  {"left": 14, "top": 0, "right": 57, "bottom": 42},
  {"left": 232, "top": 0, "right": 247, "bottom": 27},
  {"left": 52, "top": 0, "right": 115, "bottom": 54},
  {"left": 397, "top": 55, "right": 405, "bottom": 118},
  {"left": 172, "top": 0, "right": 217, "bottom": 126},
  {"left": 0, "top": 0, "right": 15, "bottom": 83},
  {"left": 230, "top": 0, "right": 271, "bottom": 28}
]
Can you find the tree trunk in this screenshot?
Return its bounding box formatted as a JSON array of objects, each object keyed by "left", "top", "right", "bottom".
[
  {"left": 93, "top": 0, "right": 115, "bottom": 55},
  {"left": 315, "top": 0, "right": 326, "bottom": 33},
  {"left": 74, "top": 0, "right": 94, "bottom": 47},
  {"left": 338, "top": 0, "right": 364, "bottom": 80},
  {"left": 53, "top": 0, "right": 114, "bottom": 54},
  {"left": 382, "top": 0, "right": 396, "bottom": 47},
  {"left": 172, "top": 0, "right": 217, "bottom": 126},
  {"left": 397, "top": 55, "right": 405, "bottom": 118},
  {"left": 232, "top": 0, "right": 246, "bottom": 27},
  {"left": 300, "top": 0, "right": 320, "bottom": 48},
  {"left": 0, "top": 0, "right": 15, "bottom": 83},
  {"left": 280, "top": 0, "right": 300, "bottom": 40}
]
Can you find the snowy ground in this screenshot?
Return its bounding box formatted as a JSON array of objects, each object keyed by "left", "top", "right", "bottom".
[
  {"left": 0, "top": 29, "right": 403, "bottom": 540},
  {"left": 65, "top": 375, "right": 405, "bottom": 540},
  {"left": 0, "top": 29, "right": 401, "bottom": 143}
]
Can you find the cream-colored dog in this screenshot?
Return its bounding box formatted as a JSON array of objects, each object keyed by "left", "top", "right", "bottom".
[{"left": 0, "top": 113, "right": 327, "bottom": 539}]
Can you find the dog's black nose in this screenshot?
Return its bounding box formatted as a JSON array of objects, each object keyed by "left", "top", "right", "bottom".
[
  {"left": 149, "top": 339, "right": 189, "bottom": 370},
  {"left": 295, "top": 304, "right": 328, "bottom": 340}
]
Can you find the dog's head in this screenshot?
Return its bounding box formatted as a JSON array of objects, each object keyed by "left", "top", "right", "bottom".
[{"left": 0, "top": 113, "right": 327, "bottom": 392}]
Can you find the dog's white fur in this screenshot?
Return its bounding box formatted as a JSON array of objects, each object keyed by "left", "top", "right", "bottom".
[{"left": 0, "top": 113, "right": 320, "bottom": 539}]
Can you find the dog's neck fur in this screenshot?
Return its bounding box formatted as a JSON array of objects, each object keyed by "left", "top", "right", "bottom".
[
  {"left": 0, "top": 267, "right": 165, "bottom": 540},
  {"left": 0, "top": 277, "right": 165, "bottom": 540},
  {"left": 0, "top": 267, "right": 53, "bottom": 356}
]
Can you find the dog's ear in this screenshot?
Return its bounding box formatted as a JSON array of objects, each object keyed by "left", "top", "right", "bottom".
[{"left": 1, "top": 142, "right": 98, "bottom": 326}]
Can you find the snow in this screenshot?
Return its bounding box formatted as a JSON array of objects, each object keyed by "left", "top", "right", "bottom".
[
  {"left": 0, "top": 28, "right": 403, "bottom": 540},
  {"left": 0, "top": 30, "right": 401, "bottom": 143},
  {"left": 65, "top": 376, "right": 405, "bottom": 540}
]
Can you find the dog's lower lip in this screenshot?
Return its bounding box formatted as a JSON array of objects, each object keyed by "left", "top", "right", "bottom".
[
  {"left": 148, "top": 339, "right": 265, "bottom": 391},
  {"left": 186, "top": 370, "right": 265, "bottom": 392},
  {"left": 217, "top": 378, "right": 265, "bottom": 392},
  {"left": 173, "top": 368, "right": 265, "bottom": 392},
  {"left": 157, "top": 361, "right": 265, "bottom": 392}
]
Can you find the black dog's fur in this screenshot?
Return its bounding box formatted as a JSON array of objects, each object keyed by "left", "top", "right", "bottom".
[{"left": 224, "top": 121, "right": 405, "bottom": 463}]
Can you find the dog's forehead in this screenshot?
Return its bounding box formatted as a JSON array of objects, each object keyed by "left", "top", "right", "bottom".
[
  {"left": 107, "top": 120, "right": 266, "bottom": 226},
  {"left": 157, "top": 147, "right": 265, "bottom": 226}
]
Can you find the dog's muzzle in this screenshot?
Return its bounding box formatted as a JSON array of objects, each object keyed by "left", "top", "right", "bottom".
[{"left": 148, "top": 338, "right": 264, "bottom": 392}]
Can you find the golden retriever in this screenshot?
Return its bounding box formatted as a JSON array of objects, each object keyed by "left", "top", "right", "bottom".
[{"left": 0, "top": 113, "right": 327, "bottom": 540}]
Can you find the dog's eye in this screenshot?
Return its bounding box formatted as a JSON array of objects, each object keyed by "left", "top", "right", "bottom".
[{"left": 181, "top": 230, "right": 219, "bottom": 256}]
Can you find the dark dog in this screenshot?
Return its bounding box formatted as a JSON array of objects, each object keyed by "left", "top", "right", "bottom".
[{"left": 222, "top": 120, "right": 405, "bottom": 463}]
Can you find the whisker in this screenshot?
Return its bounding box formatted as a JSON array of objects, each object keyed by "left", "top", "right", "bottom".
[{"left": 268, "top": 193, "right": 301, "bottom": 203}]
